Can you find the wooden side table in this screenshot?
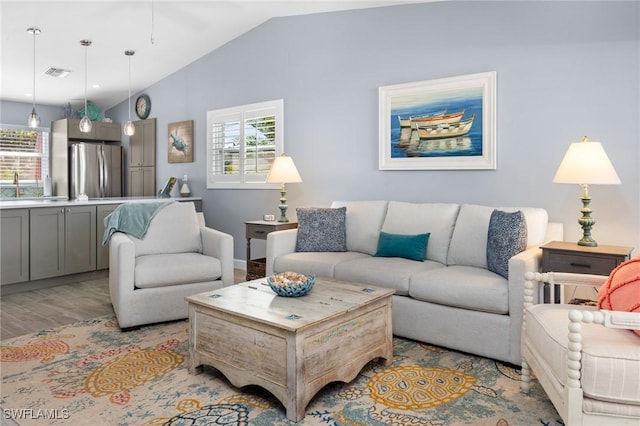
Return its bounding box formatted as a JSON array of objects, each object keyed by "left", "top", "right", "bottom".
[
  {"left": 540, "top": 241, "right": 634, "bottom": 303},
  {"left": 245, "top": 220, "right": 297, "bottom": 280}
]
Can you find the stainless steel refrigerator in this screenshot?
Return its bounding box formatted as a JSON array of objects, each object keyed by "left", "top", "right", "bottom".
[{"left": 69, "top": 142, "right": 122, "bottom": 198}]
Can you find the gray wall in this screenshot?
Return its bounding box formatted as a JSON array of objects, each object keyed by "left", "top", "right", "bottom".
[{"left": 7, "top": 1, "right": 640, "bottom": 262}]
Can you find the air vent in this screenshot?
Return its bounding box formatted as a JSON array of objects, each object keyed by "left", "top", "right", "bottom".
[{"left": 45, "top": 67, "right": 72, "bottom": 78}]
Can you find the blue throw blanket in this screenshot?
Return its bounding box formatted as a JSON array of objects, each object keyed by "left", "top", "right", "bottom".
[{"left": 102, "top": 201, "right": 175, "bottom": 246}]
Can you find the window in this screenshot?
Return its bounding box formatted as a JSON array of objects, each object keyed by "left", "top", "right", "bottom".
[
  {"left": 207, "top": 99, "right": 283, "bottom": 189},
  {"left": 0, "top": 126, "right": 49, "bottom": 185}
]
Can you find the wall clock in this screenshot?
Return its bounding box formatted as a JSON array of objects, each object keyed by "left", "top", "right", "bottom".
[{"left": 135, "top": 94, "right": 151, "bottom": 119}]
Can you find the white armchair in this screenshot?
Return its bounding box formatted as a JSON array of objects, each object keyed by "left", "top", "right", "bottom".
[
  {"left": 521, "top": 271, "right": 640, "bottom": 425},
  {"left": 109, "top": 202, "right": 234, "bottom": 328}
]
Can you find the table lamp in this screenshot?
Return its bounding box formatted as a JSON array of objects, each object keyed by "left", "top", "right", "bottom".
[
  {"left": 266, "top": 153, "right": 302, "bottom": 222},
  {"left": 552, "top": 136, "right": 621, "bottom": 247}
]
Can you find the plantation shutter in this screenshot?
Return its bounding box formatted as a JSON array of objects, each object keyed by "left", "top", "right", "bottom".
[{"left": 0, "top": 127, "right": 49, "bottom": 182}]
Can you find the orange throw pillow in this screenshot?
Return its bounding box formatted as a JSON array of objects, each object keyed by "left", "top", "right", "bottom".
[{"left": 598, "top": 255, "right": 640, "bottom": 336}]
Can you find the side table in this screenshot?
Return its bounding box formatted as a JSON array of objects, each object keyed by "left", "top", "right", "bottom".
[
  {"left": 540, "top": 241, "right": 633, "bottom": 303},
  {"left": 245, "top": 220, "right": 297, "bottom": 280}
]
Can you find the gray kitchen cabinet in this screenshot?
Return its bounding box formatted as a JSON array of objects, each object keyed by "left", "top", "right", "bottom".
[
  {"left": 96, "top": 204, "right": 119, "bottom": 269},
  {"left": 62, "top": 118, "right": 121, "bottom": 141},
  {"left": 129, "top": 166, "right": 156, "bottom": 197},
  {"left": 30, "top": 205, "right": 96, "bottom": 280},
  {"left": 1, "top": 209, "right": 29, "bottom": 285},
  {"left": 129, "top": 118, "right": 156, "bottom": 167}
]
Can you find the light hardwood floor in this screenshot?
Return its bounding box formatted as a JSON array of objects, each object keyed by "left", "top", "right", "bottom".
[{"left": 1, "top": 269, "right": 247, "bottom": 341}]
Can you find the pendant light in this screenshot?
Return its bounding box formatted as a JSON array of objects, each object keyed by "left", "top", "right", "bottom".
[
  {"left": 123, "top": 50, "right": 136, "bottom": 136},
  {"left": 79, "top": 39, "right": 92, "bottom": 133},
  {"left": 27, "top": 27, "right": 41, "bottom": 128}
]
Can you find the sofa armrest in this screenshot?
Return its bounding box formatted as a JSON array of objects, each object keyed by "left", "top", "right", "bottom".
[
  {"left": 266, "top": 228, "right": 298, "bottom": 276},
  {"left": 108, "top": 232, "right": 136, "bottom": 317},
  {"left": 201, "top": 227, "right": 234, "bottom": 287}
]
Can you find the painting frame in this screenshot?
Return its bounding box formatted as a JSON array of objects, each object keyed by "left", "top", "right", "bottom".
[
  {"left": 168, "top": 120, "right": 194, "bottom": 163},
  {"left": 378, "top": 71, "right": 496, "bottom": 170}
]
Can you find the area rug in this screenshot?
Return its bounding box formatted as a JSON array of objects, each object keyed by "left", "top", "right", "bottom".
[{"left": 1, "top": 315, "right": 560, "bottom": 425}]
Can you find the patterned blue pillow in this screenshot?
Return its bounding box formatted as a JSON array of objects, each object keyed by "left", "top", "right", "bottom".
[
  {"left": 295, "top": 207, "right": 347, "bottom": 252},
  {"left": 487, "top": 210, "right": 527, "bottom": 278}
]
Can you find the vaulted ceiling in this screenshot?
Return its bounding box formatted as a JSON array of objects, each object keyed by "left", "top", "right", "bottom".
[{"left": 1, "top": 1, "right": 417, "bottom": 111}]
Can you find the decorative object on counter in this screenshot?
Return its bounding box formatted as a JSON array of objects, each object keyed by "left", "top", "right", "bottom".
[
  {"left": 265, "top": 153, "right": 302, "bottom": 222},
  {"left": 79, "top": 39, "right": 93, "bottom": 133},
  {"left": 27, "top": 27, "right": 41, "bottom": 128},
  {"left": 136, "top": 94, "right": 151, "bottom": 119},
  {"left": 78, "top": 100, "right": 102, "bottom": 121},
  {"left": 43, "top": 175, "right": 52, "bottom": 197},
  {"left": 552, "top": 136, "right": 621, "bottom": 247},
  {"left": 61, "top": 102, "right": 74, "bottom": 119},
  {"left": 168, "top": 120, "right": 193, "bottom": 163},
  {"left": 158, "top": 176, "right": 177, "bottom": 198},
  {"left": 123, "top": 50, "right": 136, "bottom": 136},
  {"left": 179, "top": 175, "right": 191, "bottom": 197},
  {"left": 267, "top": 272, "right": 316, "bottom": 297}
]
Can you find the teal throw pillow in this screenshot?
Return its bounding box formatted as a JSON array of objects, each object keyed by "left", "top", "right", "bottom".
[
  {"left": 487, "top": 210, "right": 527, "bottom": 278},
  {"left": 375, "top": 232, "right": 430, "bottom": 262}
]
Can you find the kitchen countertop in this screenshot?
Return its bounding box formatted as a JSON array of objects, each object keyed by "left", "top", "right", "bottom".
[{"left": 0, "top": 196, "right": 202, "bottom": 210}]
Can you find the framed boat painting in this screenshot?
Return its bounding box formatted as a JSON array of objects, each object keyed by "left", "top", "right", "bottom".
[{"left": 378, "top": 71, "right": 496, "bottom": 170}]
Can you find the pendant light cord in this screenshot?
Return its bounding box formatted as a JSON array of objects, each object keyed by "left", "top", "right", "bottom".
[
  {"left": 84, "top": 42, "right": 88, "bottom": 114},
  {"left": 32, "top": 29, "right": 36, "bottom": 110}
]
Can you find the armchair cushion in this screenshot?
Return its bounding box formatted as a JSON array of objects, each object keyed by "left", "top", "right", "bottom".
[
  {"left": 598, "top": 255, "right": 640, "bottom": 336},
  {"left": 131, "top": 202, "right": 202, "bottom": 256},
  {"left": 134, "top": 253, "right": 222, "bottom": 289},
  {"left": 525, "top": 304, "right": 640, "bottom": 405}
]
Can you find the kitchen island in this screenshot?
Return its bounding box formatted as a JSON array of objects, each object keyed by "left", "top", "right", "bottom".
[{"left": 0, "top": 196, "right": 202, "bottom": 293}]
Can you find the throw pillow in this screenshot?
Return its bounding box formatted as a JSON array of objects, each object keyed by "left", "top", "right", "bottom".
[
  {"left": 374, "top": 232, "right": 430, "bottom": 262},
  {"left": 295, "top": 207, "right": 347, "bottom": 252},
  {"left": 598, "top": 255, "right": 640, "bottom": 337},
  {"left": 486, "top": 210, "right": 527, "bottom": 278}
]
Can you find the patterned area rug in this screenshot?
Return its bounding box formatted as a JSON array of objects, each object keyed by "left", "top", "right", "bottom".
[{"left": 1, "top": 315, "right": 560, "bottom": 425}]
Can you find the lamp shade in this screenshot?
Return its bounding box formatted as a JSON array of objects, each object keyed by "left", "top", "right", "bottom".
[
  {"left": 266, "top": 154, "right": 302, "bottom": 184},
  {"left": 552, "top": 140, "right": 621, "bottom": 185}
]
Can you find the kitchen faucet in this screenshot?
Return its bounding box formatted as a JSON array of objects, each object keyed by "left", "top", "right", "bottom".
[{"left": 13, "top": 171, "right": 20, "bottom": 198}]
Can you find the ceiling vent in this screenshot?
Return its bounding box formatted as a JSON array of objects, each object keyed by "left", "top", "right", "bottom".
[{"left": 45, "top": 67, "right": 72, "bottom": 78}]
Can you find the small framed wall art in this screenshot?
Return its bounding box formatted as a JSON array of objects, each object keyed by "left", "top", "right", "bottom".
[
  {"left": 168, "top": 120, "right": 194, "bottom": 163},
  {"left": 378, "top": 71, "right": 496, "bottom": 170}
]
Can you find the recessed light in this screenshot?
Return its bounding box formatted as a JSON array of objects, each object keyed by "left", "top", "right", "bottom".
[{"left": 92, "top": 84, "right": 100, "bottom": 89}]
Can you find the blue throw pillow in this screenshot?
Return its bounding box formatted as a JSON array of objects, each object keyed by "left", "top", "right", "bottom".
[
  {"left": 374, "top": 232, "right": 430, "bottom": 262},
  {"left": 295, "top": 207, "right": 347, "bottom": 252},
  {"left": 487, "top": 210, "right": 527, "bottom": 278}
]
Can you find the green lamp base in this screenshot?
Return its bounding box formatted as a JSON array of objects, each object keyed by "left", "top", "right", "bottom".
[{"left": 577, "top": 195, "right": 597, "bottom": 247}]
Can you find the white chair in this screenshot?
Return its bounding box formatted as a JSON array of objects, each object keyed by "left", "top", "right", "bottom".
[
  {"left": 108, "top": 201, "right": 234, "bottom": 328},
  {"left": 521, "top": 271, "right": 640, "bottom": 425}
]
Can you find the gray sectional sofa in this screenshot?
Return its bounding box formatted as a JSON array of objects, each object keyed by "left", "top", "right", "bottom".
[{"left": 266, "top": 201, "right": 562, "bottom": 365}]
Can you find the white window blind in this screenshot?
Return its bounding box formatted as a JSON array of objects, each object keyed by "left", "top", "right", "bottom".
[
  {"left": 207, "top": 99, "right": 283, "bottom": 189},
  {"left": 0, "top": 126, "right": 49, "bottom": 183}
]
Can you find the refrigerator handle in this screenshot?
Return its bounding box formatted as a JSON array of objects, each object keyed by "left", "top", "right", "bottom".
[
  {"left": 103, "top": 147, "right": 110, "bottom": 197},
  {"left": 97, "top": 146, "right": 105, "bottom": 197}
]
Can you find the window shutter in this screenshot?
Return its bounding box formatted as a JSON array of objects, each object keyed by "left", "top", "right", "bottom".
[{"left": 0, "top": 127, "right": 49, "bottom": 182}]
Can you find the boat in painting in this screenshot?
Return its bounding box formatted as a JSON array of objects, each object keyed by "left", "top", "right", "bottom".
[
  {"left": 415, "top": 114, "right": 475, "bottom": 140},
  {"left": 410, "top": 110, "right": 464, "bottom": 126},
  {"left": 398, "top": 109, "right": 446, "bottom": 128}
]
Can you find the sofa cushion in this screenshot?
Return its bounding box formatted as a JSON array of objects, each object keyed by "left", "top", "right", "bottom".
[
  {"left": 134, "top": 253, "right": 222, "bottom": 288},
  {"left": 487, "top": 210, "right": 527, "bottom": 278},
  {"left": 132, "top": 202, "right": 202, "bottom": 256},
  {"left": 409, "top": 266, "right": 509, "bottom": 314},
  {"left": 375, "top": 232, "right": 430, "bottom": 262},
  {"left": 331, "top": 201, "right": 388, "bottom": 255},
  {"left": 295, "top": 207, "right": 347, "bottom": 252},
  {"left": 447, "top": 204, "right": 548, "bottom": 268},
  {"left": 381, "top": 201, "right": 459, "bottom": 265},
  {"left": 274, "top": 251, "right": 369, "bottom": 278},
  {"left": 525, "top": 304, "right": 640, "bottom": 405},
  {"left": 334, "top": 257, "right": 444, "bottom": 296},
  {"left": 598, "top": 255, "right": 640, "bottom": 337}
]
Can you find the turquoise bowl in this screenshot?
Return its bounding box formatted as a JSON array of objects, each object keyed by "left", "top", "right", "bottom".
[{"left": 267, "top": 273, "right": 316, "bottom": 297}]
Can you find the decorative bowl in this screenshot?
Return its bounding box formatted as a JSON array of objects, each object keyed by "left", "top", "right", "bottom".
[{"left": 267, "top": 272, "right": 316, "bottom": 297}]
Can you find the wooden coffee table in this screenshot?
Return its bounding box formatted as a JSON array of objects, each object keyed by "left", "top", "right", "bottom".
[{"left": 186, "top": 277, "right": 394, "bottom": 422}]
